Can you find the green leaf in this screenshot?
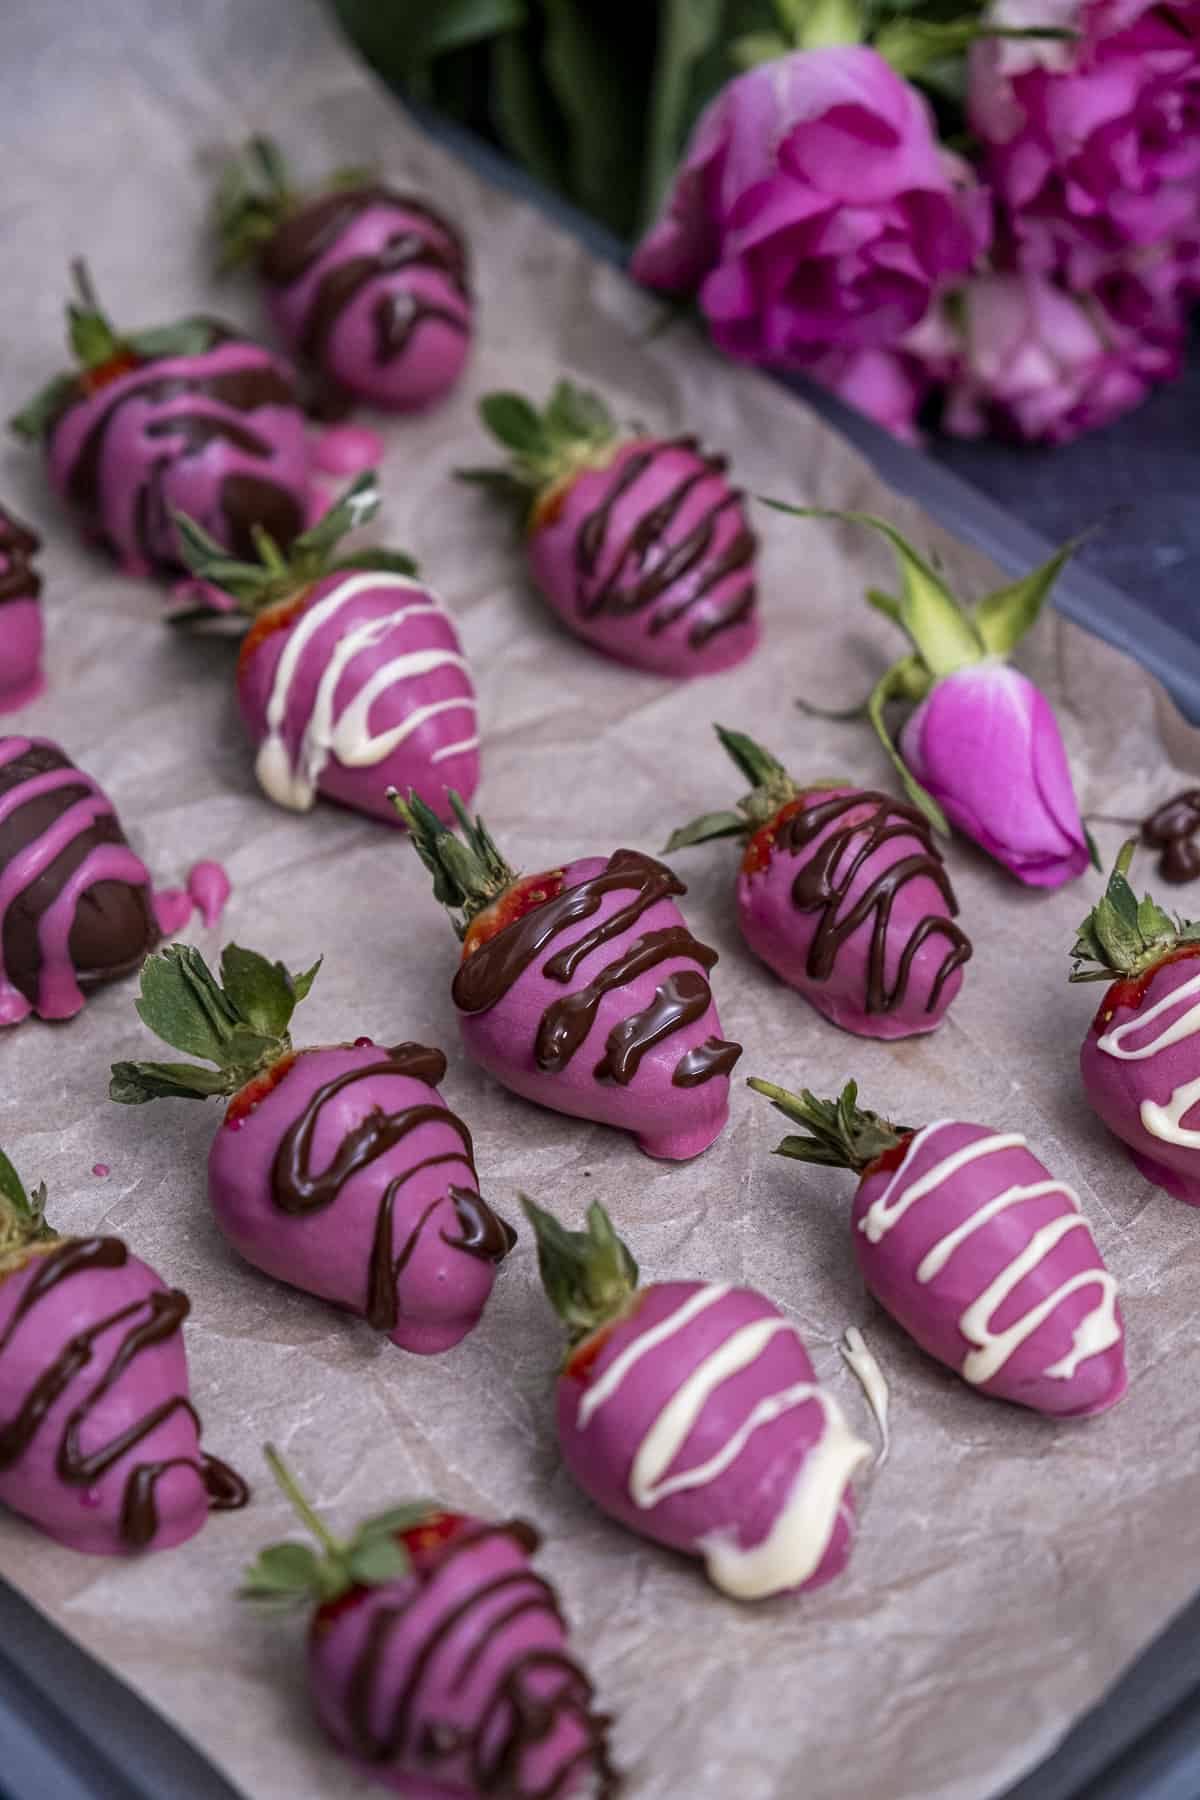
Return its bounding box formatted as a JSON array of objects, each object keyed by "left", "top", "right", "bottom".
[
  {"left": 347, "top": 1536, "right": 411, "bottom": 1586},
  {"left": 865, "top": 588, "right": 903, "bottom": 625},
  {"left": 134, "top": 945, "right": 240, "bottom": 1064},
  {"left": 541, "top": 0, "right": 648, "bottom": 236},
  {"left": 109, "top": 1061, "right": 235, "bottom": 1105},
  {"left": 747, "top": 1077, "right": 907, "bottom": 1173},
  {"left": 291, "top": 959, "right": 323, "bottom": 1004},
  {"left": 713, "top": 724, "right": 787, "bottom": 789},
  {"left": 663, "top": 809, "right": 746, "bottom": 853},
  {"left": 479, "top": 392, "right": 549, "bottom": 457},
  {"left": 219, "top": 944, "right": 304, "bottom": 1039},
  {"left": 10, "top": 373, "right": 80, "bottom": 444},
  {"left": 357, "top": 1504, "right": 436, "bottom": 1541},
  {"left": 972, "top": 540, "right": 1077, "bottom": 658},
  {"left": 730, "top": 28, "right": 790, "bottom": 67},
  {"left": 392, "top": 788, "right": 517, "bottom": 935},
  {"left": 127, "top": 317, "right": 223, "bottom": 362},
  {"left": 292, "top": 471, "right": 381, "bottom": 560},
  {"left": 331, "top": 548, "right": 420, "bottom": 578},
  {"left": 641, "top": 0, "right": 727, "bottom": 224},
  {"left": 0, "top": 1151, "right": 30, "bottom": 1216},
  {"left": 543, "top": 380, "right": 615, "bottom": 449},
  {"left": 520, "top": 1195, "right": 639, "bottom": 1349},
  {"left": 866, "top": 657, "right": 947, "bottom": 835}
]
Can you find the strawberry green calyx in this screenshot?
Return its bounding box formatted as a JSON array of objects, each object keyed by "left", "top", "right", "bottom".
[
  {"left": 213, "top": 137, "right": 373, "bottom": 272},
  {"left": 666, "top": 726, "right": 798, "bottom": 851},
  {"left": 172, "top": 471, "right": 418, "bottom": 620},
  {"left": 763, "top": 501, "right": 1079, "bottom": 837},
  {"left": 520, "top": 1196, "right": 639, "bottom": 1352},
  {"left": 748, "top": 1077, "right": 910, "bottom": 1174},
  {"left": 109, "top": 943, "right": 321, "bottom": 1105},
  {"left": 1069, "top": 838, "right": 1200, "bottom": 983},
  {"left": 0, "top": 1150, "right": 58, "bottom": 1265},
  {"left": 240, "top": 1444, "right": 433, "bottom": 1610},
  {"left": 457, "top": 381, "right": 620, "bottom": 526},
  {"left": 390, "top": 788, "right": 517, "bottom": 941},
  {"left": 10, "top": 260, "right": 228, "bottom": 443}
]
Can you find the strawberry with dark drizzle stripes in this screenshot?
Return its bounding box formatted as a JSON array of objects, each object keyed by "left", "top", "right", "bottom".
[
  {"left": 750, "top": 1079, "right": 1126, "bottom": 1416},
  {"left": 667, "top": 726, "right": 972, "bottom": 1038},
  {"left": 393, "top": 792, "right": 742, "bottom": 1160},
  {"left": 110, "top": 943, "right": 514, "bottom": 1354},
  {"left": 10, "top": 260, "right": 312, "bottom": 576},
  {"left": 0, "top": 1149, "right": 246, "bottom": 1554},
  {"left": 459, "top": 381, "right": 760, "bottom": 677},
  {"left": 172, "top": 472, "right": 479, "bottom": 824},
  {"left": 0, "top": 508, "right": 44, "bottom": 713},
  {"left": 243, "top": 1445, "right": 617, "bottom": 1799},
  {"left": 521, "top": 1197, "right": 869, "bottom": 1601},
  {"left": 216, "top": 137, "right": 472, "bottom": 419},
  {"left": 1073, "top": 839, "right": 1200, "bottom": 1206}
]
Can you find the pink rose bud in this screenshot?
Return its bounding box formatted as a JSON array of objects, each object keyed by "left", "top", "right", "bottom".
[
  {"left": 766, "top": 504, "right": 1093, "bottom": 888},
  {"left": 631, "top": 46, "right": 988, "bottom": 364}
]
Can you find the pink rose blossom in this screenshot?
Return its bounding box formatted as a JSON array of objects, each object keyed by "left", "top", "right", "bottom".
[{"left": 632, "top": 47, "right": 988, "bottom": 363}]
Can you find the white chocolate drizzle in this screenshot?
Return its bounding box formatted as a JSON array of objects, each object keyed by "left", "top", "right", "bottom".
[
  {"left": 576, "top": 1283, "right": 869, "bottom": 1600},
  {"left": 860, "top": 1124, "right": 1120, "bottom": 1387},
  {"left": 1097, "top": 969, "right": 1200, "bottom": 1147},
  {"left": 840, "top": 1327, "right": 890, "bottom": 1465},
  {"left": 253, "top": 572, "right": 476, "bottom": 811}
]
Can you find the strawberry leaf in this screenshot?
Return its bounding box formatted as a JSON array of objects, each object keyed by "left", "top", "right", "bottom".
[
  {"left": 347, "top": 1537, "right": 411, "bottom": 1587},
  {"left": 748, "top": 1077, "right": 909, "bottom": 1173},
  {"left": 219, "top": 944, "right": 308, "bottom": 1040},
  {"left": 1070, "top": 838, "right": 1200, "bottom": 980},
  {"left": 520, "top": 1195, "right": 638, "bottom": 1350}
]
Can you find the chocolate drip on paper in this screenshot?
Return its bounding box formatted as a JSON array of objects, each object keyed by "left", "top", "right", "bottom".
[
  {"left": 269, "top": 1044, "right": 512, "bottom": 1334},
  {"left": 1142, "top": 789, "right": 1200, "bottom": 883},
  {"left": 572, "top": 437, "right": 757, "bottom": 650},
  {"left": 0, "top": 1236, "right": 247, "bottom": 1547},
  {"left": 0, "top": 509, "right": 41, "bottom": 605},
  {"left": 453, "top": 850, "right": 740, "bottom": 1087},
  {"left": 783, "top": 792, "right": 973, "bottom": 1013},
  {"left": 0, "top": 740, "right": 157, "bottom": 1004},
  {"left": 343, "top": 1520, "right": 617, "bottom": 1797}
]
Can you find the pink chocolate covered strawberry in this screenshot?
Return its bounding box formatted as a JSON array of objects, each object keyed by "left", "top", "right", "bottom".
[
  {"left": 667, "top": 726, "right": 972, "bottom": 1039},
  {"left": 751, "top": 1079, "right": 1126, "bottom": 1416},
  {"left": 394, "top": 792, "right": 742, "bottom": 1161},
  {"left": 174, "top": 472, "right": 479, "bottom": 824},
  {"left": 0, "top": 508, "right": 44, "bottom": 713},
  {"left": 110, "top": 943, "right": 514, "bottom": 1354},
  {"left": 216, "top": 137, "right": 472, "bottom": 419},
  {"left": 1072, "top": 840, "right": 1200, "bottom": 1206},
  {"left": 243, "top": 1445, "right": 616, "bottom": 1798},
  {"left": 10, "top": 262, "right": 312, "bottom": 577},
  {"left": 460, "top": 381, "right": 760, "bottom": 677},
  {"left": 0, "top": 1149, "right": 246, "bottom": 1554},
  {"left": 521, "top": 1196, "right": 869, "bottom": 1600}
]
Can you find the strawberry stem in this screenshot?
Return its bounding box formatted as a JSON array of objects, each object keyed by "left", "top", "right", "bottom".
[
  {"left": 748, "top": 1078, "right": 909, "bottom": 1174},
  {"left": 1069, "top": 837, "right": 1200, "bottom": 982},
  {"left": 390, "top": 788, "right": 517, "bottom": 940},
  {"left": 0, "top": 1150, "right": 57, "bottom": 1262},
  {"left": 263, "top": 1443, "right": 345, "bottom": 1559},
  {"left": 520, "top": 1195, "right": 639, "bottom": 1351},
  {"left": 456, "top": 379, "right": 620, "bottom": 527}
]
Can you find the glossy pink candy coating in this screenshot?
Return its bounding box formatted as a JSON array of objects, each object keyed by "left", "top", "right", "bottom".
[
  {"left": 313, "top": 423, "right": 386, "bottom": 477},
  {"left": 45, "top": 341, "right": 312, "bottom": 576},
  {"left": 0, "top": 599, "right": 44, "bottom": 713},
  {"left": 208, "top": 1045, "right": 505, "bottom": 1353},
  {"left": 308, "top": 1519, "right": 602, "bottom": 1798},
  {"left": 736, "top": 786, "right": 967, "bottom": 1039},
  {"left": 557, "top": 1282, "right": 857, "bottom": 1595},
  {"left": 152, "top": 889, "right": 193, "bottom": 935},
  {"left": 527, "top": 438, "right": 760, "bottom": 678},
  {"left": 458, "top": 855, "right": 735, "bottom": 1161},
  {"left": 266, "top": 201, "right": 472, "bottom": 413},
  {"left": 236, "top": 570, "right": 479, "bottom": 825},
  {"left": 187, "top": 859, "right": 231, "bottom": 928},
  {"left": 1080, "top": 953, "right": 1200, "bottom": 1207},
  {"left": 0, "top": 1245, "right": 217, "bottom": 1554},
  {"left": 852, "top": 1122, "right": 1126, "bottom": 1415}
]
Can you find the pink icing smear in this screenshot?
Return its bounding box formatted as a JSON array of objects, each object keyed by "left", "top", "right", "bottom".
[
  {"left": 187, "top": 860, "right": 232, "bottom": 928},
  {"left": 313, "top": 424, "right": 385, "bottom": 477},
  {"left": 153, "top": 888, "right": 193, "bottom": 935},
  {"left": 92, "top": 1163, "right": 110, "bottom": 1178}
]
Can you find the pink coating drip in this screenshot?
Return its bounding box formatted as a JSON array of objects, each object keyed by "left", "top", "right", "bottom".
[
  {"left": 92, "top": 1164, "right": 110, "bottom": 1178},
  {"left": 153, "top": 889, "right": 193, "bottom": 936},
  {"left": 0, "top": 740, "right": 153, "bottom": 1025},
  {"left": 0, "top": 599, "right": 45, "bottom": 714},
  {"left": 187, "top": 860, "right": 231, "bottom": 928},
  {"left": 312, "top": 423, "right": 386, "bottom": 476}
]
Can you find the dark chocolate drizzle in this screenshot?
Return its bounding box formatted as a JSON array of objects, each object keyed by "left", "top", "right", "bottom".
[
  {"left": 0, "top": 739, "right": 157, "bottom": 1004},
  {"left": 260, "top": 188, "right": 467, "bottom": 287},
  {"left": 781, "top": 792, "right": 973, "bottom": 1014},
  {"left": 571, "top": 437, "right": 757, "bottom": 651},
  {"left": 452, "top": 851, "right": 741, "bottom": 1087},
  {"left": 53, "top": 362, "right": 301, "bottom": 568},
  {"left": 270, "top": 1044, "right": 513, "bottom": 1334},
  {"left": 0, "top": 510, "right": 41, "bottom": 604},
  {"left": 672, "top": 1036, "right": 744, "bottom": 1088},
  {"left": 343, "top": 1520, "right": 617, "bottom": 1797},
  {"left": 0, "top": 1236, "right": 247, "bottom": 1548},
  {"left": 1142, "top": 790, "right": 1200, "bottom": 883}
]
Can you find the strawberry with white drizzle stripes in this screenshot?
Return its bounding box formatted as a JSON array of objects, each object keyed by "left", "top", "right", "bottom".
[
  {"left": 520, "top": 1196, "right": 869, "bottom": 1602},
  {"left": 459, "top": 380, "right": 760, "bottom": 677},
  {"left": 243, "top": 1445, "right": 617, "bottom": 1800},
  {"left": 751, "top": 1079, "right": 1126, "bottom": 1417},
  {"left": 172, "top": 471, "right": 480, "bottom": 824}
]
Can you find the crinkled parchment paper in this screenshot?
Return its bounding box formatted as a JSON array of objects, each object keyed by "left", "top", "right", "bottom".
[{"left": 2, "top": 4, "right": 1199, "bottom": 1797}]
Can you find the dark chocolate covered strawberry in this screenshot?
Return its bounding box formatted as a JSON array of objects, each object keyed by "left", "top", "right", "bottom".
[
  {"left": 111, "top": 942, "right": 514, "bottom": 1353},
  {"left": 174, "top": 472, "right": 479, "bottom": 824},
  {"left": 216, "top": 137, "right": 472, "bottom": 419},
  {"left": 460, "top": 381, "right": 760, "bottom": 677},
  {"left": 10, "top": 261, "right": 311, "bottom": 575},
  {"left": 0, "top": 1149, "right": 246, "bottom": 1554},
  {"left": 667, "top": 726, "right": 971, "bottom": 1038},
  {"left": 521, "top": 1196, "right": 868, "bottom": 1601},
  {"left": 243, "top": 1445, "right": 616, "bottom": 1799},
  {"left": 394, "top": 791, "right": 742, "bottom": 1160},
  {"left": 1073, "top": 839, "right": 1200, "bottom": 1206},
  {"left": 0, "top": 508, "right": 44, "bottom": 713},
  {"left": 0, "top": 734, "right": 158, "bottom": 1027}
]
